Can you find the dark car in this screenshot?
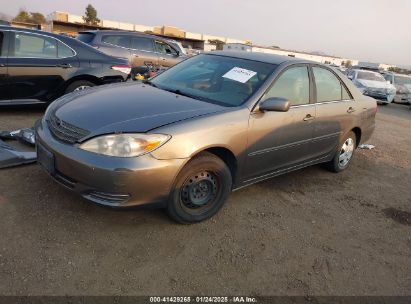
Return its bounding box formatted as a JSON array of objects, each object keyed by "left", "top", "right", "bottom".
[
  {"left": 77, "top": 30, "right": 187, "bottom": 74},
  {"left": 0, "top": 26, "right": 131, "bottom": 106},
  {"left": 35, "top": 52, "right": 377, "bottom": 223}
]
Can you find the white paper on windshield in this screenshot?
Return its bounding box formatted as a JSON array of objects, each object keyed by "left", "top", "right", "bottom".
[{"left": 222, "top": 67, "right": 257, "bottom": 83}]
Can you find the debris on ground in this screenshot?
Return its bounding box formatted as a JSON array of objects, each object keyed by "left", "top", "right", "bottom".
[{"left": 358, "top": 144, "right": 375, "bottom": 150}]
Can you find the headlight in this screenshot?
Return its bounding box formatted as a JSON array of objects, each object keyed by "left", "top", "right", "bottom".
[{"left": 79, "top": 133, "right": 171, "bottom": 157}]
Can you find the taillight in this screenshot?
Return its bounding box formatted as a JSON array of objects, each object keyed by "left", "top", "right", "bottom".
[{"left": 111, "top": 65, "right": 131, "bottom": 75}]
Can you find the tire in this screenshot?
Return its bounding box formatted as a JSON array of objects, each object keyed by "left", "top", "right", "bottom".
[
  {"left": 326, "top": 131, "right": 356, "bottom": 173},
  {"left": 65, "top": 80, "right": 95, "bottom": 94},
  {"left": 167, "top": 152, "right": 232, "bottom": 224}
]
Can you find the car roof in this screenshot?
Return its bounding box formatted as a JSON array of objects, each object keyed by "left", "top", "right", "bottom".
[
  {"left": 209, "top": 51, "right": 312, "bottom": 65},
  {"left": 0, "top": 25, "right": 63, "bottom": 38},
  {"left": 79, "top": 30, "right": 162, "bottom": 40}
]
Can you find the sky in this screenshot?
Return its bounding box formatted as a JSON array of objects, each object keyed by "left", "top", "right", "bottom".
[{"left": 1, "top": 0, "right": 410, "bottom": 66}]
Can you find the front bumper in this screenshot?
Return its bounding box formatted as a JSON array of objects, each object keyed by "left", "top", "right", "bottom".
[
  {"left": 394, "top": 93, "right": 411, "bottom": 104},
  {"left": 35, "top": 119, "right": 186, "bottom": 207}
]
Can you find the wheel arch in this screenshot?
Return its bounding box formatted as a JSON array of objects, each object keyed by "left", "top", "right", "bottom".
[{"left": 351, "top": 127, "right": 362, "bottom": 147}]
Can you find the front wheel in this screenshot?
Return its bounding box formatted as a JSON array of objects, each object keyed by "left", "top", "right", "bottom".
[
  {"left": 326, "top": 131, "right": 356, "bottom": 173},
  {"left": 65, "top": 80, "right": 95, "bottom": 94},
  {"left": 167, "top": 152, "right": 232, "bottom": 224}
]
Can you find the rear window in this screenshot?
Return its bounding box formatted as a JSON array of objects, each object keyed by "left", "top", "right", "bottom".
[
  {"left": 77, "top": 33, "right": 95, "bottom": 44},
  {"left": 101, "top": 35, "right": 130, "bottom": 48}
]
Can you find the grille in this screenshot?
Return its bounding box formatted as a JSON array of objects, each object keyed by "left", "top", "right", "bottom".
[{"left": 48, "top": 113, "right": 90, "bottom": 143}]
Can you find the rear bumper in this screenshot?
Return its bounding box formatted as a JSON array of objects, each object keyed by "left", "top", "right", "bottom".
[{"left": 35, "top": 119, "right": 186, "bottom": 208}]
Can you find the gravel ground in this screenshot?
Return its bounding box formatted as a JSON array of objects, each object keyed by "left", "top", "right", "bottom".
[{"left": 0, "top": 103, "right": 410, "bottom": 296}]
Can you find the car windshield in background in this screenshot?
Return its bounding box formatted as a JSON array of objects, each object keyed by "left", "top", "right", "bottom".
[
  {"left": 77, "top": 33, "right": 95, "bottom": 44},
  {"left": 357, "top": 71, "right": 385, "bottom": 82},
  {"left": 150, "top": 54, "right": 276, "bottom": 107},
  {"left": 395, "top": 76, "right": 411, "bottom": 85}
]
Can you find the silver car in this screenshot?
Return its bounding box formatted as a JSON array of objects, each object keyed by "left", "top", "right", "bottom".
[
  {"left": 347, "top": 69, "right": 396, "bottom": 104},
  {"left": 382, "top": 72, "right": 411, "bottom": 104}
]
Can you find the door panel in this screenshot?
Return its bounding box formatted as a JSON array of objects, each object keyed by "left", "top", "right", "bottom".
[
  {"left": 7, "top": 31, "right": 79, "bottom": 102},
  {"left": 0, "top": 31, "right": 9, "bottom": 101},
  {"left": 130, "top": 37, "right": 158, "bottom": 69},
  {"left": 155, "top": 40, "right": 179, "bottom": 67},
  {"left": 313, "top": 100, "right": 356, "bottom": 159},
  {"left": 243, "top": 105, "right": 316, "bottom": 180},
  {"left": 310, "top": 66, "right": 357, "bottom": 159},
  {"left": 243, "top": 65, "right": 315, "bottom": 181}
]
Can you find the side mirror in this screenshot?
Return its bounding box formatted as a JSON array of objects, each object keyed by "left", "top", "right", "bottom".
[
  {"left": 386, "top": 80, "right": 392, "bottom": 84},
  {"left": 347, "top": 75, "right": 353, "bottom": 80},
  {"left": 259, "top": 97, "right": 290, "bottom": 112}
]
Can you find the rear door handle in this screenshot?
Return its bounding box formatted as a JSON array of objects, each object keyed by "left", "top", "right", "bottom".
[
  {"left": 347, "top": 107, "right": 356, "bottom": 113},
  {"left": 0, "top": 64, "right": 5, "bottom": 67},
  {"left": 56, "top": 63, "right": 72, "bottom": 69},
  {"left": 303, "top": 114, "right": 315, "bottom": 121},
  {"left": 133, "top": 54, "right": 139, "bottom": 57}
]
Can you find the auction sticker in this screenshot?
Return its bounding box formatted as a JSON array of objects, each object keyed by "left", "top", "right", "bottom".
[{"left": 222, "top": 67, "right": 257, "bottom": 83}]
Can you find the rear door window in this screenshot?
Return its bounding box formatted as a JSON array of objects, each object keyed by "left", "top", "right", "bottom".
[
  {"left": 101, "top": 35, "right": 130, "bottom": 48},
  {"left": 10, "top": 32, "right": 58, "bottom": 58},
  {"left": 313, "top": 67, "right": 343, "bottom": 102},
  {"left": 131, "top": 37, "right": 154, "bottom": 52},
  {"left": 57, "top": 41, "right": 75, "bottom": 58},
  {"left": 77, "top": 33, "right": 95, "bottom": 44},
  {"left": 155, "top": 41, "right": 178, "bottom": 56}
]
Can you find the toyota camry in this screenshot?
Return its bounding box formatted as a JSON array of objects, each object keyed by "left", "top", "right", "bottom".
[{"left": 35, "top": 51, "right": 377, "bottom": 223}]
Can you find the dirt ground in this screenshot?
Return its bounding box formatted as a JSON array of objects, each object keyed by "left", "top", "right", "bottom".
[{"left": 0, "top": 103, "right": 410, "bottom": 296}]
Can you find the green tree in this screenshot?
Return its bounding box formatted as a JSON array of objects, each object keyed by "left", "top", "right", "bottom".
[
  {"left": 208, "top": 39, "right": 225, "bottom": 51},
  {"left": 13, "top": 9, "right": 31, "bottom": 22},
  {"left": 13, "top": 9, "right": 46, "bottom": 24},
  {"left": 83, "top": 4, "right": 100, "bottom": 25},
  {"left": 388, "top": 66, "right": 401, "bottom": 73},
  {"left": 344, "top": 60, "right": 352, "bottom": 68},
  {"left": 30, "top": 12, "right": 46, "bottom": 24}
]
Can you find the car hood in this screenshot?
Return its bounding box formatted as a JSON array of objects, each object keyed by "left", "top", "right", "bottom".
[
  {"left": 52, "top": 82, "right": 226, "bottom": 139},
  {"left": 356, "top": 79, "right": 393, "bottom": 89}
]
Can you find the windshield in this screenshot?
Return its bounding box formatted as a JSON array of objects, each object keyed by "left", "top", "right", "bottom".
[
  {"left": 357, "top": 71, "right": 385, "bottom": 82},
  {"left": 395, "top": 75, "right": 411, "bottom": 86},
  {"left": 150, "top": 54, "right": 276, "bottom": 107}
]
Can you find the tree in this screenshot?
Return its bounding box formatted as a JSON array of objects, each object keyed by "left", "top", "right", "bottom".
[
  {"left": 344, "top": 60, "right": 352, "bottom": 68},
  {"left": 388, "top": 66, "right": 401, "bottom": 73},
  {"left": 30, "top": 12, "right": 46, "bottom": 24},
  {"left": 13, "top": 9, "right": 31, "bottom": 22},
  {"left": 208, "top": 39, "right": 225, "bottom": 51},
  {"left": 13, "top": 9, "right": 46, "bottom": 24},
  {"left": 83, "top": 4, "right": 100, "bottom": 25}
]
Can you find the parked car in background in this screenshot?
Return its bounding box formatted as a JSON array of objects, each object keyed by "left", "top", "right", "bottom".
[
  {"left": 77, "top": 30, "right": 187, "bottom": 76},
  {"left": 0, "top": 26, "right": 131, "bottom": 106},
  {"left": 347, "top": 69, "right": 396, "bottom": 104},
  {"left": 382, "top": 72, "right": 411, "bottom": 104},
  {"left": 36, "top": 52, "right": 376, "bottom": 223}
]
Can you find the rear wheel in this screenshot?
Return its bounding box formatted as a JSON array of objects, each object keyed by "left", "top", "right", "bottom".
[
  {"left": 167, "top": 152, "right": 232, "bottom": 224},
  {"left": 326, "top": 131, "right": 356, "bottom": 173},
  {"left": 65, "top": 80, "right": 95, "bottom": 94}
]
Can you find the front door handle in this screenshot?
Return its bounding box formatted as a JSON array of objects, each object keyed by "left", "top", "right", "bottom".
[
  {"left": 303, "top": 114, "right": 315, "bottom": 121},
  {"left": 56, "top": 63, "right": 72, "bottom": 69},
  {"left": 347, "top": 107, "right": 356, "bottom": 113},
  {"left": 133, "top": 54, "right": 139, "bottom": 57},
  {"left": 0, "top": 63, "right": 5, "bottom": 67}
]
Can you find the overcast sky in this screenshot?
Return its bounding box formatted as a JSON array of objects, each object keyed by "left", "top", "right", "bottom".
[{"left": 1, "top": 0, "right": 410, "bottom": 66}]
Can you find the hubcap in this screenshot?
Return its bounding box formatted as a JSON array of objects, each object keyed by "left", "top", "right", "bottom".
[
  {"left": 73, "top": 85, "right": 90, "bottom": 91},
  {"left": 181, "top": 171, "right": 218, "bottom": 209},
  {"left": 339, "top": 137, "right": 354, "bottom": 167}
]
